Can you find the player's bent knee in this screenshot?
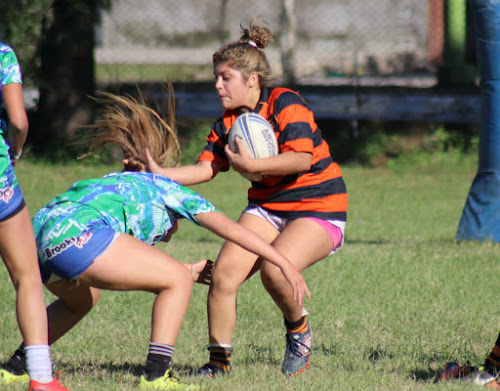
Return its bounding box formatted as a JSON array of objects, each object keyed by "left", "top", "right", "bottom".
[
  {"left": 212, "top": 263, "right": 247, "bottom": 290},
  {"left": 169, "top": 268, "right": 194, "bottom": 293},
  {"left": 211, "top": 272, "right": 242, "bottom": 296},
  {"left": 260, "top": 260, "right": 284, "bottom": 282}
]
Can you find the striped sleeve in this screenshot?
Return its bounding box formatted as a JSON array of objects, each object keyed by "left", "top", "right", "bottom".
[{"left": 197, "top": 117, "right": 232, "bottom": 171}]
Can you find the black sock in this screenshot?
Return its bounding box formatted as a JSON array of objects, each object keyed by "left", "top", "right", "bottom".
[
  {"left": 145, "top": 353, "right": 172, "bottom": 381},
  {"left": 208, "top": 344, "right": 233, "bottom": 372},
  {"left": 284, "top": 316, "right": 306, "bottom": 332},
  {"left": 144, "top": 342, "right": 175, "bottom": 381}
]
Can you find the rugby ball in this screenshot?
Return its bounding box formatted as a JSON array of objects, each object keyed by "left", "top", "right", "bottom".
[{"left": 228, "top": 112, "right": 278, "bottom": 181}]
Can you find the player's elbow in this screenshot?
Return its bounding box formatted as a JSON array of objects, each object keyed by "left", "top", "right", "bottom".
[
  {"left": 196, "top": 161, "right": 219, "bottom": 182},
  {"left": 296, "top": 152, "right": 312, "bottom": 171},
  {"left": 9, "top": 116, "right": 29, "bottom": 135}
]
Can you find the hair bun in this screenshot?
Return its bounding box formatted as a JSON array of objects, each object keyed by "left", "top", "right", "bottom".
[{"left": 242, "top": 19, "right": 273, "bottom": 49}]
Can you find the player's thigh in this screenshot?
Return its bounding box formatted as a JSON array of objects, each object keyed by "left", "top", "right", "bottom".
[
  {"left": 270, "top": 218, "right": 334, "bottom": 272},
  {"left": 212, "top": 212, "right": 280, "bottom": 288},
  {"left": 0, "top": 206, "right": 39, "bottom": 281},
  {"left": 80, "top": 234, "right": 191, "bottom": 293}
]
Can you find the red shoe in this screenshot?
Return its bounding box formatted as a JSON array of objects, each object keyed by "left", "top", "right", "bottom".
[
  {"left": 486, "top": 378, "right": 500, "bottom": 390},
  {"left": 440, "top": 362, "right": 499, "bottom": 388},
  {"left": 29, "top": 372, "right": 70, "bottom": 391}
]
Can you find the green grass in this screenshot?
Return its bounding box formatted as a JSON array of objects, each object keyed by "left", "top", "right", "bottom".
[
  {"left": 1, "top": 151, "right": 498, "bottom": 391},
  {"left": 96, "top": 63, "right": 213, "bottom": 84}
]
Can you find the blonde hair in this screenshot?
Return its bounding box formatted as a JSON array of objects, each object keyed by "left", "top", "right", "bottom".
[
  {"left": 87, "top": 81, "right": 180, "bottom": 171},
  {"left": 213, "top": 18, "right": 276, "bottom": 87}
]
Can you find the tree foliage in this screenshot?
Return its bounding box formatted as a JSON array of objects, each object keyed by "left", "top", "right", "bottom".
[
  {"left": 1, "top": 0, "right": 111, "bottom": 159},
  {"left": 0, "top": 0, "right": 53, "bottom": 86}
]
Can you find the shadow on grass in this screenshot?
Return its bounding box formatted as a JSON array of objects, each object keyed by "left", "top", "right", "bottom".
[
  {"left": 58, "top": 360, "right": 211, "bottom": 379},
  {"left": 58, "top": 361, "right": 145, "bottom": 377},
  {"left": 406, "top": 354, "right": 447, "bottom": 384},
  {"left": 313, "top": 342, "right": 342, "bottom": 357},
  {"left": 237, "top": 344, "right": 281, "bottom": 366},
  {"left": 344, "top": 239, "right": 391, "bottom": 245},
  {"left": 361, "top": 346, "right": 446, "bottom": 384},
  {"left": 408, "top": 352, "right": 467, "bottom": 383},
  {"left": 54, "top": 349, "right": 446, "bottom": 385},
  {"left": 410, "top": 367, "right": 441, "bottom": 383}
]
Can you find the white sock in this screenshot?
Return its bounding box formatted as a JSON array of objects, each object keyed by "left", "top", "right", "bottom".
[{"left": 24, "top": 345, "right": 53, "bottom": 383}]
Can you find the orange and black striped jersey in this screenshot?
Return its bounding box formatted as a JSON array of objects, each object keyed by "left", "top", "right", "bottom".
[{"left": 198, "top": 87, "right": 347, "bottom": 221}]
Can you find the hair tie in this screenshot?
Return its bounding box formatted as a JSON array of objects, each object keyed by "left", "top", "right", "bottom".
[{"left": 248, "top": 40, "right": 258, "bottom": 48}]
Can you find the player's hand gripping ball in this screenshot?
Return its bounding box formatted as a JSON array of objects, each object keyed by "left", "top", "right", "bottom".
[{"left": 228, "top": 112, "right": 278, "bottom": 181}]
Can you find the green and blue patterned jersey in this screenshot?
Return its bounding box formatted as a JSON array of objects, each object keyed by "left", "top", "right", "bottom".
[
  {"left": 0, "top": 42, "right": 22, "bottom": 136},
  {"left": 33, "top": 172, "right": 218, "bottom": 246},
  {"left": 0, "top": 42, "right": 23, "bottom": 186}
]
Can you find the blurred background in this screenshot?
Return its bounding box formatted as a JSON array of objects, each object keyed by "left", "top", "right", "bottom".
[
  {"left": 0, "top": 0, "right": 480, "bottom": 163},
  {"left": 95, "top": 0, "right": 437, "bottom": 86}
]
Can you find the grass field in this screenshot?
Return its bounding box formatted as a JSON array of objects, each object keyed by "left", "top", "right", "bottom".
[
  {"left": 0, "top": 151, "right": 498, "bottom": 390},
  {"left": 96, "top": 63, "right": 213, "bottom": 84}
]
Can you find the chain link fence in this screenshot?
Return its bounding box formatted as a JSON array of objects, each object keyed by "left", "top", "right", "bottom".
[{"left": 96, "top": 0, "right": 445, "bottom": 87}]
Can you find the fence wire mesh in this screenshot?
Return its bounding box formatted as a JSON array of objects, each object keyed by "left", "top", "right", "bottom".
[{"left": 96, "top": 0, "right": 447, "bottom": 87}]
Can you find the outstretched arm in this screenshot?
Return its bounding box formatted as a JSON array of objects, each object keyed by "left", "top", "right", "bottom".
[
  {"left": 145, "top": 148, "right": 218, "bottom": 186},
  {"left": 195, "top": 211, "right": 311, "bottom": 305}
]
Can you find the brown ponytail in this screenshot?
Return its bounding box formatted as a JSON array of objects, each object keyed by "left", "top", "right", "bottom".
[{"left": 87, "top": 80, "right": 180, "bottom": 171}]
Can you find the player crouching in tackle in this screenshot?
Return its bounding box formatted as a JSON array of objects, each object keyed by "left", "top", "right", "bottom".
[{"left": 0, "top": 82, "right": 309, "bottom": 390}]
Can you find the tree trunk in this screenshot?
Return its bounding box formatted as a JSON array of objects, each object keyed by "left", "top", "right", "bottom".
[{"left": 32, "top": 0, "right": 97, "bottom": 156}]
